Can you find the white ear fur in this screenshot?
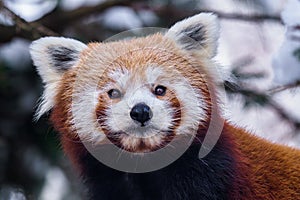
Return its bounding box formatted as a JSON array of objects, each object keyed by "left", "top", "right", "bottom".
[
  {"left": 30, "top": 37, "right": 87, "bottom": 119},
  {"left": 165, "top": 13, "right": 220, "bottom": 58}
]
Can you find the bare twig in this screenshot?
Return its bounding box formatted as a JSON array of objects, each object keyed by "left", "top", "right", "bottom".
[
  {"left": 150, "top": 6, "right": 282, "bottom": 25},
  {"left": 225, "top": 81, "right": 300, "bottom": 131},
  {"left": 268, "top": 81, "right": 300, "bottom": 94},
  {"left": 212, "top": 10, "right": 281, "bottom": 22},
  {"left": 268, "top": 100, "right": 300, "bottom": 129}
]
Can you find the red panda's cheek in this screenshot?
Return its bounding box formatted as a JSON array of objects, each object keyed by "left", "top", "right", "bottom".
[
  {"left": 164, "top": 90, "right": 182, "bottom": 126},
  {"left": 167, "top": 92, "right": 182, "bottom": 131},
  {"left": 95, "top": 92, "right": 125, "bottom": 133},
  {"left": 95, "top": 94, "right": 110, "bottom": 130}
]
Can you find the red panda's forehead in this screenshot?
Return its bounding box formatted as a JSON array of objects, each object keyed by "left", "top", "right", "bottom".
[
  {"left": 76, "top": 34, "right": 209, "bottom": 91},
  {"left": 85, "top": 41, "right": 177, "bottom": 67},
  {"left": 83, "top": 34, "right": 185, "bottom": 69}
]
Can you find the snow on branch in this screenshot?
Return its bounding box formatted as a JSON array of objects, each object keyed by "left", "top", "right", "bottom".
[
  {"left": 1, "top": 0, "right": 283, "bottom": 43},
  {"left": 272, "top": 0, "right": 300, "bottom": 85},
  {"left": 0, "top": 3, "right": 58, "bottom": 43},
  {"left": 224, "top": 80, "right": 300, "bottom": 132}
]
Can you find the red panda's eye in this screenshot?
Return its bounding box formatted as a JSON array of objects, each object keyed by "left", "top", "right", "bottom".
[
  {"left": 154, "top": 85, "right": 166, "bottom": 96},
  {"left": 107, "top": 89, "right": 122, "bottom": 99}
]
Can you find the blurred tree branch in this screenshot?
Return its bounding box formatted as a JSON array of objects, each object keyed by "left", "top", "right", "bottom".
[
  {"left": 268, "top": 81, "right": 300, "bottom": 94},
  {"left": 0, "top": 4, "right": 58, "bottom": 43},
  {"left": 0, "top": 0, "right": 136, "bottom": 43},
  {"left": 0, "top": 0, "right": 282, "bottom": 44},
  {"left": 215, "top": 11, "right": 281, "bottom": 22},
  {"left": 150, "top": 5, "right": 282, "bottom": 26},
  {"left": 36, "top": 0, "right": 138, "bottom": 32},
  {"left": 225, "top": 80, "right": 300, "bottom": 131}
]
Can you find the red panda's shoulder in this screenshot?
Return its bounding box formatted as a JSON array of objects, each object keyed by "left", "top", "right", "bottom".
[{"left": 225, "top": 122, "right": 300, "bottom": 198}]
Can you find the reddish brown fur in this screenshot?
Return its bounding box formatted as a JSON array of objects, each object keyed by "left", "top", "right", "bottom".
[
  {"left": 232, "top": 125, "right": 300, "bottom": 199},
  {"left": 49, "top": 33, "right": 300, "bottom": 199}
]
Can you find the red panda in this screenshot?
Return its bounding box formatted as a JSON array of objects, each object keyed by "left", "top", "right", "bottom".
[{"left": 30, "top": 13, "right": 300, "bottom": 199}]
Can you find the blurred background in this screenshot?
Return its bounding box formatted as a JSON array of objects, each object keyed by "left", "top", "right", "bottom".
[{"left": 0, "top": 0, "right": 300, "bottom": 199}]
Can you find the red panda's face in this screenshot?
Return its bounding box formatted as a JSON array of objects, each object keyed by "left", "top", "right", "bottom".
[
  {"left": 30, "top": 13, "right": 220, "bottom": 153},
  {"left": 97, "top": 66, "right": 179, "bottom": 152},
  {"left": 68, "top": 40, "right": 210, "bottom": 152},
  {"left": 94, "top": 63, "right": 203, "bottom": 152}
]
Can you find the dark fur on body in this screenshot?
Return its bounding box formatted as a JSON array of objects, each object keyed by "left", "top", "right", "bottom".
[{"left": 61, "top": 127, "right": 241, "bottom": 200}]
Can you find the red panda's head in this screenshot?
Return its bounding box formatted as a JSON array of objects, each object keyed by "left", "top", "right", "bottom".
[{"left": 30, "top": 13, "right": 221, "bottom": 153}]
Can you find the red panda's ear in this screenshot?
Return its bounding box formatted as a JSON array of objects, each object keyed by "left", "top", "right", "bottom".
[
  {"left": 165, "top": 13, "right": 220, "bottom": 58},
  {"left": 30, "top": 37, "right": 87, "bottom": 119}
]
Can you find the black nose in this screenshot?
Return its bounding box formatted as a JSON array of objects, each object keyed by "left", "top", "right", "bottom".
[{"left": 130, "top": 103, "right": 153, "bottom": 125}]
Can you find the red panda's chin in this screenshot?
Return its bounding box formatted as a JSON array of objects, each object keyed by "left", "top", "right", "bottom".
[{"left": 106, "top": 131, "right": 175, "bottom": 153}]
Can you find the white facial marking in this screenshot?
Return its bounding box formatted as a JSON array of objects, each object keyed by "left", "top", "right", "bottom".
[
  {"left": 172, "top": 81, "right": 205, "bottom": 135},
  {"left": 70, "top": 58, "right": 109, "bottom": 143},
  {"left": 71, "top": 86, "right": 106, "bottom": 143},
  {"left": 109, "top": 67, "right": 130, "bottom": 89},
  {"left": 145, "top": 66, "right": 164, "bottom": 84}
]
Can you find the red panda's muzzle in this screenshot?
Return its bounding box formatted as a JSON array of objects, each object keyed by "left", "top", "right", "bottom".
[{"left": 95, "top": 88, "right": 181, "bottom": 153}]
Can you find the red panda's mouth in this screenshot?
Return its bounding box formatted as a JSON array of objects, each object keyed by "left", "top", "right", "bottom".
[
  {"left": 95, "top": 104, "right": 181, "bottom": 152},
  {"left": 106, "top": 131, "right": 175, "bottom": 153}
]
